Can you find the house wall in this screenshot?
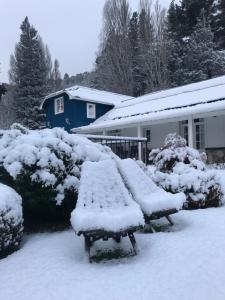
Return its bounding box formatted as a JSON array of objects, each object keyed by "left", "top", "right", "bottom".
[
  {"left": 143, "top": 122, "right": 180, "bottom": 149},
  {"left": 205, "top": 116, "right": 225, "bottom": 148},
  {"left": 43, "top": 93, "right": 113, "bottom": 132},
  {"left": 204, "top": 116, "right": 225, "bottom": 163}
]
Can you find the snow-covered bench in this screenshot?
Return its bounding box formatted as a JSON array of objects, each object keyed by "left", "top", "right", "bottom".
[
  {"left": 71, "top": 160, "right": 144, "bottom": 260},
  {"left": 117, "top": 159, "right": 186, "bottom": 231}
]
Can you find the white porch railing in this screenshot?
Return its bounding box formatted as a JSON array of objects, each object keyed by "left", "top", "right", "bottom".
[{"left": 77, "top": 134, "right": 149, "bottom": 163}]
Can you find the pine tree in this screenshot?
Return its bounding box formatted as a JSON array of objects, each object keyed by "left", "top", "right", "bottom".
[
  {"left": 167, "top": 1, "right": 186, "bottom": 87},
  {"left": 167, "top": 0, "right": 216, "bottom": 40},
  {"left": 129, "top": 12, "right": 142, "bottom": 96},
  {"left": 0, "top": 84, "right": 6, "bottom": 101},
  {"left": 214, "top": 0, "right": 225, "bottom": 48},
  {"left": 182, "top": 18, "right": 225, "bottom": 84},
  {"left": 9, "top": 17, "right": 48, "bottom": 129}
]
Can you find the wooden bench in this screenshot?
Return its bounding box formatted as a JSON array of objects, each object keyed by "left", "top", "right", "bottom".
[
  {"left": 116, "top": 158, "right": 186, "bottom": 231},
  {"left": 71, "top": 160, "right": 144, "bottom": 261}
]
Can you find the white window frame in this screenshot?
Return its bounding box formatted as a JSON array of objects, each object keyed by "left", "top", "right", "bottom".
[
  {"left": 86, "top": 103, "right": 96, "bottom": 119},
  {"left": 180, "top": 119, "right": 205, "bottom": 149},
  {"left": 195, "top": 118, "right": 205, "bottom": 150},
  {"left": 180, "top": 120, "right": 189, "bottom": 145},
  {"left": 145, "top": 129, "right": 151, "bottom": 142},
  {"left": 54, "top": 97, "right": 64, "bottom": 115}
]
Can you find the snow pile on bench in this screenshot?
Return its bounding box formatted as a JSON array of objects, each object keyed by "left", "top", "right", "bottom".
[
  {"left": 71, "top": 160, "right": 144, "bottom": 233},
  {"left": 117, "top": 159, "right": 185, "bottom": 215},
  {"left": 0, "top": 183, "right": 23, "bottom": 256}
]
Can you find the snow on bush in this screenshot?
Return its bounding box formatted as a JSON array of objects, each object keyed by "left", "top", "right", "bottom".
[
  {"left": 0, "top": 183, "right": 23, "bottom": 258},
  {"left": 0, "top": 125, "right": 113, "bottom": 222},
  {"left": 149, "top": 133, "right": 205, "bottom": 173},
  {"left": 149, "top": 133, "right": 222, "bottom": 209}
]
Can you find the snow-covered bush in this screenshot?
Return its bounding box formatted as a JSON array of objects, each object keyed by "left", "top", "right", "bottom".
[
  {"left": 0, "top": 125, "right": 113, "bottom": 224},
  {"left": 149, "top": 133, "right": 205, "bottom": 173},
  {"left": 0, "top": 183, "right": 23, "bottom": 258},
  {"left": 149, "top": 133, "right": 222, "bottom": 209}
]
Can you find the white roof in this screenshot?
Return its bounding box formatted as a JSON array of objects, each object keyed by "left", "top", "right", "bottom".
[
  {"left": 75, "top": 75, "right": 225, "bottom": 132},
  {"left": 41, "top": 85, "right": 133, "bottom": 108}
]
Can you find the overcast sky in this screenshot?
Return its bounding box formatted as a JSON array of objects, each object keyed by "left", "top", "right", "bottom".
[{"left": 0, "top": 0, "right": 171, "bottom": 83}]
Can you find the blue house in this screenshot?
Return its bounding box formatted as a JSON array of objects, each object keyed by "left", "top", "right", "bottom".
[{"left": 41, "top": 86, "right": 133, "bottom": 132}]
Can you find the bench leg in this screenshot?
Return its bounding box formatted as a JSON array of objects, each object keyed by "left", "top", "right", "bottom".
[
  {"left": 128, "top": 232, "right": 138, "bottom": 255},
  {"left": 144, "top": 221, "right": 156, "bottom": 233},
  {"left": 84, "top": 236, "right": 91, "bottom": 261},
  {"left": 165, "top": 215, "right": 174, "bottom": 226},
  {"left": 113, "top": 236, "right": 121, "bottom": 243}
]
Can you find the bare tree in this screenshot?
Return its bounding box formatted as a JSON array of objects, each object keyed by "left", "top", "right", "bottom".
[
  {"left": 94, "top": 0, "right": 133, "bottom": 95},
  {"left": 152, "top": 0, "right": 169, "bottom": 90}
]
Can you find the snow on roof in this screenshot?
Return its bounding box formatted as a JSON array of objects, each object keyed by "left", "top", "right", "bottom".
[
  {"left": 75, "top": 75, "right": 225, "bottom": 131},
  {"left": 71, "top": 159, "right": 144, "bottom": 234},
  {"left": 41, "top": 85, "right": 133, "bottom": 108}
]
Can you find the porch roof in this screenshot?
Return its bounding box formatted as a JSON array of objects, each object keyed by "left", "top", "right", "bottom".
[{"left": 73, "top": 75, "right": 225, "bottom": 132}]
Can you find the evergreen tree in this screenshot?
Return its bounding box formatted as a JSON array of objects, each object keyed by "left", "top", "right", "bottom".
[
  {"left": 213, "top": 0, "right": 225, "bottom": 48},
  {"left": 167, "top": 1, "right": 186, "bottom": 86},
  {"left": 9, "top": 17, "right": 48, "bottom": 129},
  {"left": 182, "top": 18, "right": 225, "bottom": 84},
  {"left": 129, "top": 12, "right": 142, "bottom": 96},
  {"left": 63, "top": 73, "right": 70, "bottom": 87},
  {"left": 0, "top": 84, "right": 6, "bottom": 101},
  {"left": 167, "top": 0, "right": 216, "bottom": 40}
]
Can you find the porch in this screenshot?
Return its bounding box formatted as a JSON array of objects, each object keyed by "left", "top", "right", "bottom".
[
  {"left": 73, "top": 110, "right": 225, "bottom": 164},
  {"left": 78, "top": 134, "right": 149, "bottom": 163}
]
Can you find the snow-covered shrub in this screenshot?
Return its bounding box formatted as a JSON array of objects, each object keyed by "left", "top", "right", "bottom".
[
  {"left": 149, "top": 133, "right": 205, "bottom": 173},
  {"left": 0, "top": 183, "right": 23, "bottom": 258},
  {"left": 0, "top": 125, "right": 113, "bottom": 224},
  {"left": 149, "top": 133, "right": 222, "bottom": 209}
]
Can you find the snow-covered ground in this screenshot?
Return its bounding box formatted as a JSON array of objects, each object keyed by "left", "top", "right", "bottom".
[
  {"left": 0, "top": 206, "right": 225, "bottom": 300},
  {"left": 1, "top": 170, "right": 225, "bottom": 300}
]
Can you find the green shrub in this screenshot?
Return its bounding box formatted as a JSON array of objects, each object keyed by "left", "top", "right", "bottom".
[
  {"left": 0, "top": 183, "right": 23, "bottom": 258},
  {"left": 149, "top": 134, "right": 222, "bottom": 209},
  {"left": 0, "top": 125, "right": 112, "bottom": 228}
]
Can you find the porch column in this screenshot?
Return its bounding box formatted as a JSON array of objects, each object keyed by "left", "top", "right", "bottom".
[
  {"left": 188, "top": 116, "right": 194, "bottom": 148},
  {"left": 137, "top": 125, "right": 142, "bottom": 161},
  {"left": 102, "top": 129, "right": 107, "bottom": 136}
]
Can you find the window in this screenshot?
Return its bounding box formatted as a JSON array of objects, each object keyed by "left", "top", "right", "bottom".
[
  {"left": 145, "top": 129, "right": 151, "bottom": 142},
  {"left": 180, "top": 119, "right": 205, "bottom": 149},
  {"left": 194, "top": 118, "right": 205, "bottom": 150},
  {"left": 180, "top": 120, "right": 189, "bottom": 145},
  {"left": 108, "top": 129, "right": 121, "bottom": 136},
  {"left": 87, "top": 103, "right": 96, "bottom": 119},
  {"left": 54, "top": 97, "right": 64, "bottom": 114}
]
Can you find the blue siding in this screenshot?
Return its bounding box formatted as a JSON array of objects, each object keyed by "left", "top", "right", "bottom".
[{"left": 43, "top": 93, "right": 113, "bottom": 132}]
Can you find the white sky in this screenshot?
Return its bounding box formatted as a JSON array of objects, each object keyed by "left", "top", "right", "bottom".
[{"left": 0, "top": 0, "right": 171, "bottom": 83}]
